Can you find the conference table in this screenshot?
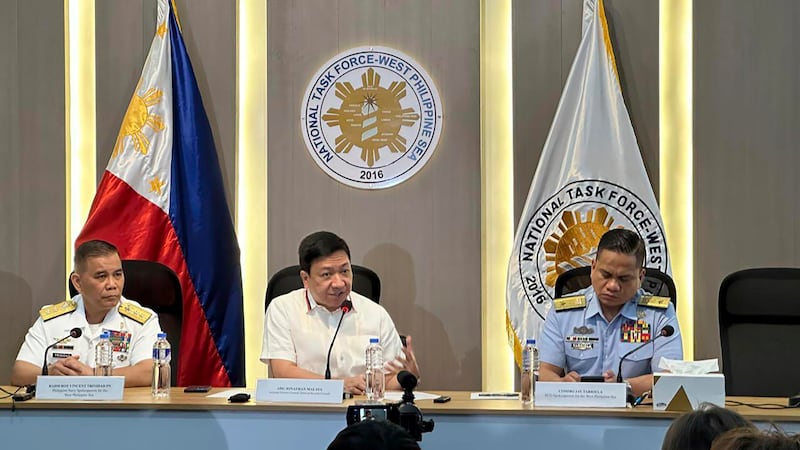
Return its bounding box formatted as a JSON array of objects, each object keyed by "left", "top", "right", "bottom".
[{"left": 2, "top": 388, "right": 799, "bottom": 450}]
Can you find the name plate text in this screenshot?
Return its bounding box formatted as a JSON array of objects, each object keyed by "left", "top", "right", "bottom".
[
  {"left": 534, "top": 381, "right": 627, "bottom": 408},
  {"left": 36, "top": 376, "right": 125, "bottom": 400},
  {"left": 256, "top": 378, "right": 343, "bottom": 404}
]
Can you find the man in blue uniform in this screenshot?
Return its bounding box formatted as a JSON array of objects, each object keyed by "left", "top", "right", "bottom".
[{"left": 538, "top": 229, "right": 682, "bottom": 396}]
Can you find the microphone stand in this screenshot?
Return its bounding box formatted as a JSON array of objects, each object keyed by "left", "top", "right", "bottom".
[
  {"left": 616, "top": 325, "right": 674, "bottom": 383},
  {"left": 324, "top": 300, "right": 352, "bottom": 380},
  {"left": 31, "top": 327, "right": 83, "bottom": 395},
  {"left": 42, "top": 328, "right": 83, "bottom": 376}
]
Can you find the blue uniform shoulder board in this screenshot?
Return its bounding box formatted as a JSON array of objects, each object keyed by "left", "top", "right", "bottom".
[
  {"left": 638, "top": 295, "right": 671, "bottom": 309},
  {"left": 553, "top": 295, "right": 587, "bottom": 312}
]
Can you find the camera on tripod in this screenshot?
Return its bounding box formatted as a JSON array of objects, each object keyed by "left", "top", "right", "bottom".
[{"left": 345, "top": 370, "right": 434, "bottom": 441}]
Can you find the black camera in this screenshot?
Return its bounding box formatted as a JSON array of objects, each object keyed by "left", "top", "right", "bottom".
[{"left": 345, "top": 370, "right": 434, "bottom": 441}]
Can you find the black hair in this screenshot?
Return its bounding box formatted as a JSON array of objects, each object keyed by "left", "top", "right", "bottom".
[
  {"left": 711, "top": 427, "right": 800, "bottom": 450},
  {"left": 661, "top": 403, "right": 755, "bottom": 450},
  {"left": 74, "top": 240, "right": 120, "bottom": 273},
  {"left": 597, "top": 228, "right": 646, "bottom": 268},
  {"left": 298, "top": 231, "right": 351, "bottom": 274},
  {"left": 327, "top": 420, "right": 421, "bottom": 450}
]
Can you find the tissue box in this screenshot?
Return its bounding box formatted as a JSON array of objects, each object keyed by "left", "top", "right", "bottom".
[{"left": 652, "top": 373, "right": 725, "bottom": 411}]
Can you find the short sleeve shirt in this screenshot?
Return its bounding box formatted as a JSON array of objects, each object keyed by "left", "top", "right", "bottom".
[
  {"left": 538, "top": 287, "right": 683, "bottom": 379},
  {"left": 260, "top": 288, "right": 403, "bottom": 379},
  {"left": 16, "top": 295, "right": 162, "bottom": 368}
]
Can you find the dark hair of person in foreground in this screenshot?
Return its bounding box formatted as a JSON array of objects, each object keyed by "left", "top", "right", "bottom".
[
  {"left": 710, "top": 427, "right": 800, "bottom": 450},
  {"left": 661, "top": 403, "right": 755, "bottom": 450},
  {"left": 327, "top": 420, "right": 421, "bottom": 450}
]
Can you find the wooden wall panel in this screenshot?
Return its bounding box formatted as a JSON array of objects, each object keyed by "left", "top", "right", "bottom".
[
  {"left": 4, "top": 0, "right": 798, "bottom": 389},
  {"left": 0, "top": 0, "right": 65, "bottom": 383},
  {"left": 268, "top": 0, "right": 481, "bottom": 390},
  {"left": 694, "top": 0, "right": 800, "bottom": 362}
]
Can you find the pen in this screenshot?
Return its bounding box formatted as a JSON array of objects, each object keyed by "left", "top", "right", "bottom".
[
  {"left": 633, "top": 391, "right": 650, "bottom": 407},
  {"left": 477, "top": 393, "right": 519, "bottom": 397}
]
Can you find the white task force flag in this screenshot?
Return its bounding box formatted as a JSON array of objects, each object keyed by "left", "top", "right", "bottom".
[{"left": 505, "top": 0, "right": 670, "bottom": 365}]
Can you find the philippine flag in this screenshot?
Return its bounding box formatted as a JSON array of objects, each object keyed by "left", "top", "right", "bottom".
[{"left": 76, "top": 0, "right": 245, "bottom": 386}]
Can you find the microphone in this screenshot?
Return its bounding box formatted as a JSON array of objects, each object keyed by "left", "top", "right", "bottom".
[
  {"left": 42, "top": 327, "right": 83, "bottom": 375},
  {"left": 397, "top": 370, "right": 417, "bottom": 391},
  {"left": 616, "top": 325, "right": 674, "bottom": 383},
  {"left": 324, "top": 300, "right": 353, "bottom": 380}
]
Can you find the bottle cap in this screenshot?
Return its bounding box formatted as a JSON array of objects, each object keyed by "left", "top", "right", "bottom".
[
  {"left": 526, "top": 339, "right": 536, "bottom": 345},
  {"left": 369, "top": 337, "right": 379, "bottom": 344},
  {"left": 158, "top": 332, "right": 167, "bottom": 339}
]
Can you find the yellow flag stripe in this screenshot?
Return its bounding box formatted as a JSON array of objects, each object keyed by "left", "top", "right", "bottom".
[
  {"left": 598, "top": 0, "right": 620, "bottom": 87},
  {"left": 506, "top": 310, "right": 523, "bottom": 369}
]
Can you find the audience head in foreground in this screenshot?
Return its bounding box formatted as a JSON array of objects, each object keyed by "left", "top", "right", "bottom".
[
  {"left": 710, "top": 427, "right": 800, "bottom": 450},
  {"left": 661, "top": 403, "right": 755, "bottom": 450},
  {"left": 327, "top": 420, "right": 421, "bottom": 450}
]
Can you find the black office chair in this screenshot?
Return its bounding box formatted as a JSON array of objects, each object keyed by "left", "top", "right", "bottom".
[
  {"left": 554, "top": 265, "right": 677, "bottom": 309},
  {"left": 719, "top": 268, "right": 800, "bottom": 397},
  {"left": 69, "top": 260, "right": 182, "bottom": 385},
  {"left": 264, "top": 264, "right": 381, "bottom": 311}
]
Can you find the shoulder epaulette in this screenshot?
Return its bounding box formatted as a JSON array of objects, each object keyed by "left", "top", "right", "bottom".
[
  {"left": 638, "top": 295, "right": 671, "bottom": 309},
  {"left": 39, "top": 300, "right": 77, "bottom": 321},
  {"left": 119, "top": 302, "right": 153, "bottom": 324},
  {"left": 553, "top": 295, "right": 587, "bottom": 312}
]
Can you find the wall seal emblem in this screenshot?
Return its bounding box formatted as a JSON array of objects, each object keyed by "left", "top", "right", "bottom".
[
  {"left": 516, "top": 179, "right": 669, "bottom": 320},
  {"left": 301, "top": 46, "right": 443, "bottom": 189}
]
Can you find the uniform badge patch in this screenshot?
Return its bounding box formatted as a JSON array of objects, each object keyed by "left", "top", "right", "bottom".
[
  {"left": 106, "top": 329, "right": 132, "bottom": 353},
  {"left": 621, "top": 319, "right": 651, "bottom": 343}
]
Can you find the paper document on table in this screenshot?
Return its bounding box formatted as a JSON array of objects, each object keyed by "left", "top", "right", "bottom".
[
  {"left": 470, "top": 392, "right": 520, "bottom": 400},
  {"left": 207, "top": 389, "right": 253, "bottom": 398},
  {"left": 384, "top": 391, "right": 440, "bottom": 401}
]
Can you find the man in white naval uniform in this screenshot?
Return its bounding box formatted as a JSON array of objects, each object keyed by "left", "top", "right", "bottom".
[{"left": 11, "top": 240, "right": 162, "bottom": 387}]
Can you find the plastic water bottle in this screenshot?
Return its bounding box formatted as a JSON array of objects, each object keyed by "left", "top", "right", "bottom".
[
  {"left": 94, "top": 331, "right": 113, "bottom": 376},
  {"left": 151, "top": 332, "right": 171, "bottom": 399},
  {"left": 365, "top": 337, "right": 385, "bottom": 403},
  {"left": 521, "top": 339, "right": 539, "bottom": 405}
]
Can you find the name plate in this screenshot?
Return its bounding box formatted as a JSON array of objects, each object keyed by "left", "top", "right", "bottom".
[
  {"left": 255, "top": 378, "right": 344, "bottom": 404},
  {"left": 534, "top": 382, "right": 627, "bottom": 408},
  {"left": 36, "top": 376, "right": 125, "bottom": 400}
]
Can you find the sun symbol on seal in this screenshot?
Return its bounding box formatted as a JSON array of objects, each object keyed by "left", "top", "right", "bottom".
[
  {"left": 322, "top": 68, "right": 420, "bottom": 167},
  {"left": 112, "top": 79, "right": 165, "bottom": 158},
  {"left": 543, "top": 207, "right": 616, "bottom": 287}
]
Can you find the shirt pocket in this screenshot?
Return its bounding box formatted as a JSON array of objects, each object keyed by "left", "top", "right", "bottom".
[
  {"left": 618, "top": 342, "right": 654, "bottom": 378},
  {"left": 565, "top": 344, "right": 601, "bottom": 375},
  {"left": 293, "top": 327, "right": 326, "bottom": 372}
]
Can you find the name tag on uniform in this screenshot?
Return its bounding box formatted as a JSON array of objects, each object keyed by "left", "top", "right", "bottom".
[{"left": 36, "top": 376, "right": 125, "bottom": 400}]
